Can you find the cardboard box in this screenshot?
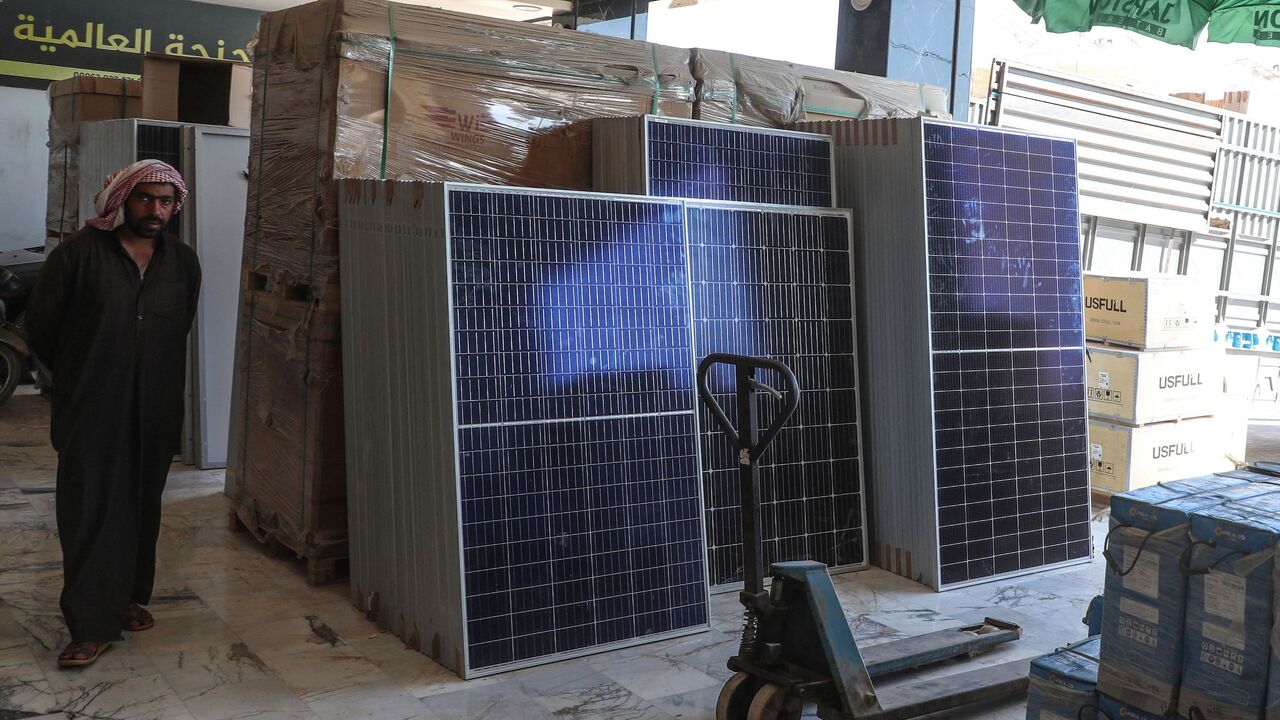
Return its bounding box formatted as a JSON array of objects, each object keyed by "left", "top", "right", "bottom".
[
  {"left": 690, "top": 48, "right": 949, "bottom": 128},
  {"left": 1027, "top": 636, "right": 1101, "bottom": 720},
  {"left": 1084, "top": 273, "right": 1215, "bottom": 350},
  {"left": 142, "top": 54, "right": 251, "bottom": 128},
  {"left": 229, "top": 0, "right": 700, "bottom": 567},
  {"left": 48, "top": 76, "right": 142, "bottom": 125},
  {"left": 1088, "top": 416, "right": 1244, "bottom": 495},
  {"left": 1099, "top": 476, "right": 1280, "bottom": 716},
  {"left": 1179, "top": 494, "right": 1280, "bottom": 720},
  {"left": 799, "top": 66, "right": 949, "bottom": 122},
  {"left": 46, "top": 76, "right": 145, "bottom": 250},
  {"left": 1086, "top": 345, "right": 1221, "bottom": 424},
  {"left": 1098, "top": 694, "right": 1175, "bottom": 720}
]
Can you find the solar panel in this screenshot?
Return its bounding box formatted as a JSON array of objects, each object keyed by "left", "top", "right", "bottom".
[
  {"left": 923, "top": 124, "right": 1090, "bottom": 586},
  {"left": 594, "top": 116, "right": 835, "bottom": 207},
  {"left": 686, "top": 201, "right": 867, "bottom": 586},
  {"left": 339, "top": 182, "right": 710, "bottom": 678},
  {"left": 802, "top": 117, "right": 1091, "bottom": 590},
  {"left": 450, "top": 188, "right": 709, "bottom": 671}
]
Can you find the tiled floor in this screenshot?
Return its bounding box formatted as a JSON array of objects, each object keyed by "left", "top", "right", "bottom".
[{"left": 1, "top": 387, "right": 1115, "bottom": 720}]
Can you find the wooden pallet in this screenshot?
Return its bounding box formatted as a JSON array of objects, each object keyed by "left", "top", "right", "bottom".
[{"left": 227, "top": 500, "right": 348, "bottom": 585}]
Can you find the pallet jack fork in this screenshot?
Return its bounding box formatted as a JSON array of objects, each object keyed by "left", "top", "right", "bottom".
[{"left": 696, "top": 354, "right": 1031, "bottom": 720}]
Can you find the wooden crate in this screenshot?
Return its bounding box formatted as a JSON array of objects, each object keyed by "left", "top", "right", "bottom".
[
  {"left": 1088, "top": 416, "right": 1244, "bottom": 495},
  {"left": 1086, "top": 344, "right": 1221, "bottom": 425},
  {"left": 1083, "top": 273, "right": 1214, "bottom": 350}
]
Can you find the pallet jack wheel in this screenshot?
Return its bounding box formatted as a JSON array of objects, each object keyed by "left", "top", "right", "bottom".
[
  {"left": 715, "top": 671, "right": 759, "bottom": 720},
  {"left": 746, "top": 682, "right": 801, "bottom": 720}
]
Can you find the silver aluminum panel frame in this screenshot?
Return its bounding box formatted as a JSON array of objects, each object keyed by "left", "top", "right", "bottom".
[
  {"left": 684, "top": 197, "right": 871, "bottom": 589},
  {"left": 439, "top": 182, "right": 713, "bottom": 678}
]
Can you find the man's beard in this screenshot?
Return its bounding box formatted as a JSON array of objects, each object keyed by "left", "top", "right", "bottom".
[{"left": 124, "top": 210, "right": 165, "bottom": 239}]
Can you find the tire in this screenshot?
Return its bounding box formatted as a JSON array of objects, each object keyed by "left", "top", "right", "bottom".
[
  {"left": 716, "top": 672, "right": 760, "bottom": 720},
  {"left": 0, "top": 343, "right": 21, "bottom": 407}
]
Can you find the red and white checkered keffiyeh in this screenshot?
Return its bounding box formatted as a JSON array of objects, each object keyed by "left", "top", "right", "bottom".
[{"left": 86, "top": 159, "right": 188, "bottom": 231}]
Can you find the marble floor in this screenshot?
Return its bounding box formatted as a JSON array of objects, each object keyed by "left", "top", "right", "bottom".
[{"left": 0, "top": 386, "right": 1117, "bottom": 720}]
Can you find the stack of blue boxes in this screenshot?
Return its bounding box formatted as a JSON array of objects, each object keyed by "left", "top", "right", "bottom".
[
  {"left": 1082, "top": 468, "right": 1280, "bottom": 719},
  {"left": 1026, "top": 637, "right": 1101, "bottom": 720},
  {"left": 1097, "top": 474, "right": 1278, "bottom": 716},
  {"left": 1178, "top": 492, "right": 1280, "bottom": 719}
]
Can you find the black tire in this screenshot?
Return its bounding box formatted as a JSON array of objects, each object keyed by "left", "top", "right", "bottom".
[{"left": 0, "top": 343, "right": 21, "bottom": 407}]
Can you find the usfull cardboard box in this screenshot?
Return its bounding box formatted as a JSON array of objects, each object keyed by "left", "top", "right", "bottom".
[
  {"left": 1089, "top": 416, "right": 1244, "bottom": 494},
  {"left": 1086, "top": 345, "right": 1221, "bottom": 424},
  {"left": 1084, "top": 273, "right": 1215, "bottom": 350}
]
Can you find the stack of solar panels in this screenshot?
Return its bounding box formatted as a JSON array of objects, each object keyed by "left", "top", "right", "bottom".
[
  {"left": 593, "top": 115, "right": 835, "bottom": 207},
  {"left": 339, "top": 182, "right": 711, "bottom": 678},
  {"left": 337, "top": 115, "right": 867, "bottom": 680},
  {"left": 595, "top": 116, "right": 869, "bottom": 586},
  {"left": 797, "top": 118, "right": 1092, "bottom": 590}
]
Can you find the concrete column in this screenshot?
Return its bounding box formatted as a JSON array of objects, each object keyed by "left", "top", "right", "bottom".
[{"left": 836, "top": 0, "right": 975, "bottom": 118}]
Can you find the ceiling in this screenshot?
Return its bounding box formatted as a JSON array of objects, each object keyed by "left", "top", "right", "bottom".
[{"left": 198, "top": 0, "right": 572, "bottom": 19}]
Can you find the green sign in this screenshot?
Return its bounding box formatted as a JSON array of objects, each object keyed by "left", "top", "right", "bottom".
[
  {"left": 0, "top": 0, "right": 261, "bottom": 89},
  {"left": 1088, "top": 0, "right": 1212, "bottom": 48},
  {"left": 1209, "top": 2, "right": 1280, "bottom": 47}
]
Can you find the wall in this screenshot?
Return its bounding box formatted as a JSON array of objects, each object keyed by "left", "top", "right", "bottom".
[
  {"left": 646, "top": 0, "right": 839, "bottom": 69},
  {"left": 837, "top": 0, "right": 974, "bottom": 116},
  {"left": 0, "top": 86, "right": 48, "bottom": 252}
]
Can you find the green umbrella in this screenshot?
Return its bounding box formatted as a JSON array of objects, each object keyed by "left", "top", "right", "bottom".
[
  {"left": 1016, "top": 0, "right": 1280, "bottom": 48},
  {"left": 1209, "top": 0, "right": 1280, "bottom": 46}
]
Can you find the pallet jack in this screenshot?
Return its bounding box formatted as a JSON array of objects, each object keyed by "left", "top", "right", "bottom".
[{"left": 696, "top": 354, "right": 1033, "bottom": 720}]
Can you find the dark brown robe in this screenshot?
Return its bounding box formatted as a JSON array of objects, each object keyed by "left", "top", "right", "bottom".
[{"left": 25, "top": 226, "right": 200, "bottom": 642}]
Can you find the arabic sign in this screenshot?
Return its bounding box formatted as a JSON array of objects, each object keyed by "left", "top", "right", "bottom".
[{"left": 1, "top": 0, "right": 261, "bottom": 90}]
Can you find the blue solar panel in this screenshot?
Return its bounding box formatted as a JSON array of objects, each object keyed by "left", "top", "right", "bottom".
[
  {"left": 647, "top": 118, "right": 834, "bottom": 207},
  {"left": 448, "top": 189, "right": 709, "bottom": 671},
  {"left": 686, "top": 203, "right": 865, "bottom": 585},
  {"left": 922, "top": 123, "right": 1090, "bottom": 587}
]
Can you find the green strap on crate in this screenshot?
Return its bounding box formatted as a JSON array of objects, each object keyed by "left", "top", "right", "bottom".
[
  {"left": 802, "top": 105, "right": 863, "bottom": 119},
  {"left": 729, "top": 53, "right": 739, "bottom": 123},
  {"left": 379, "top": 3, "right": 398, "bottom": 180},
  {"left": 650, "top": 44, "right": 661, "bottom": 115}
]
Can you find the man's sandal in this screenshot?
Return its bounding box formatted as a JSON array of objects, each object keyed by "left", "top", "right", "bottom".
[
  {"left": 57, "top": 640, "right": 111, "bottom": 668},
  {"left": 123, "top": 604, "right": 154, "bottom": 632}
]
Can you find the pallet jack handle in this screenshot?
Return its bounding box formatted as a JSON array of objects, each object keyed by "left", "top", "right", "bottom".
[{"left": 696, "top": 353, "right": 800, "bottom": 603}]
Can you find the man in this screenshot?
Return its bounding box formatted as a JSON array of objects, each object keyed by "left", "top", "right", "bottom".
[{"left": 26, "top": 160, "right": 200, "bottom": 667}]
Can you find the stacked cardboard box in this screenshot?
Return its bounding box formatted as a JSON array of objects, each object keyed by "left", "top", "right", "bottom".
[
  {"left": 227, "top": 0, "right": 951, "bottom": 580},
  {"left": 226, "top": 0, "right": 700, "bottom": 578},
  {"left": 689, "top": 49, "right": 950, "bottom": 127},
  {"left": 1176, "top": 493, "right": 1280, "bottom": 719},
  {"left": 1084, "top": 273, "right": 1242, "bottom": 496},
  {"left": 1097, "top": 472, "right": 1280, "bottom": 715},
  {"left": 141, "top": 54, "right": 251, "bottom": 128},
  {"left": 45, "top": 77, "right": 143, "bottom": 251}
]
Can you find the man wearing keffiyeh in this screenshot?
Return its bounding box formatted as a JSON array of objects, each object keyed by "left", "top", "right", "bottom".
[{"left": 25, "top": 160, "right": 201, "bottom": 668}]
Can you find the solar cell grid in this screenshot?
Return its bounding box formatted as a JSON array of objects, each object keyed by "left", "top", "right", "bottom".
[
  {"left": 647, "top": 119, "right": 834, "bottom": 207},
  {"left": 686, "top": 203, "right": 865, "bottom": 586},
  {"left": 448, "top": 188, "right": 709, "bottom": 671},
  {"left": 922, "top": 123, "right": 1090, "bottom": 587}
]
